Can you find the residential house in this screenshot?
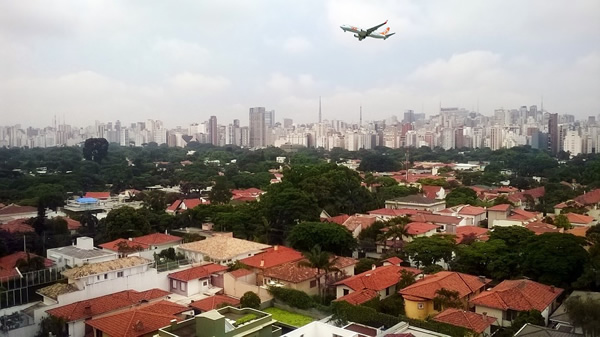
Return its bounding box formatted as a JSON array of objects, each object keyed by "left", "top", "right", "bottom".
[
  {"left": 377, "top": 221, "right": 441, "bottom": 256},
  {"left": 0, "top": 251, "right": 54, "bottom": 280},
  {"left": 548, "top": 290, "right": 600, "bottom": 335},
  {"left": 0, "top": 204, "right": 39, "bottom": 222},
  {"left": 157, "top": 306, "right": 282, "bottom": 337},
  {"left": 508, "top": 187, "right": 545, "bottom": 210},
  {"left": 566, "top": 226, "right": 590, "bottom": 238},
  {"left": 263, "top": 256, "right": 357, "bottom": 296},
  {"left": 437, "top": 205, "right": 487, "bottom": 226},
  {"left": 410, "top": 213, "right": 465, "bottom": 233},
  {"left": 367, "top": 208, "right": 422, "bottom": 222},
  {"left": 37, "top": 256, "right": 159, "bottom": 306},
  {"left": 574, "top": 188, "right": 600, "bottom": 210},
  {"left": 99, "top": 232, "right": 183, "bottom": 258},
  {"left": 334, "top": 264, "right": 421, "bottom": 304},
  {"left": 422, "top": 186, "right": 446, "bottom": 200},
  {"left": 514, "top": 323, "right": 583, "bottom": 337},
  {"left": 385, "top": 195, "right": 446, "bottom": 212},
  {"left": 54, "top": 216, "right": 82, "bottom": 234},
  {"left": 340, "top": 214, "right": 378, "bottom": 238},
  {"left": 46, "top": 237, "right": 117, "bottom": 268},
  {"left": 320, "top": 212, "right": 351, "bottom": 225},
  {"left": 46, "top": 288, "right": 170, "bottom": 337},
  {"left": 399, "top": 271, "right": 491, "bottom": 320},
  {"left": 189, "top": 295, "right": 240, "bottom": 313},
  {"left": 84, "top": 192, "right": 111, "bottom": 200},
  {"left": 283, "top": 320, "right": 452, "bottom": 337},
  {"left": 167, "top": 263, "right": 228, "bottom": 297},
  {"left": 0, "top": 218, "right": 34, "bottom": 233},
  {"left": 231, "top": 188, "right": 264, "bottom": 202},
  {"left": 223, "top": 268, "right": 273, "bottom": 302},
  {"left": 239, "top": 245, "right": 304, "bottom": 286},
  {"left": 525, "top": 222, "right": 562, "bottom": 235},
  {"left": 86, "top": 300, "right": 192, "bottom": 337},
  {"left": 470, "top": 279, "right": 563, "bottom": 327},
  {"left": 433, "top": 308, "right": 497, "bottom": 336},
  {"left": 166, "top": 198, "right": 211, "bottom": 214},
  {"left": 486, "top": 204, "right": 512, "bottom": 228},
  {"left": 554, "top": 200, "right": 586, "bottom": 215},
  {"left": 177, "top": 234, "right": 270, "bottom": 265},
  {"left": 565, "top": 213, "right": 595, "bottom": 227}
]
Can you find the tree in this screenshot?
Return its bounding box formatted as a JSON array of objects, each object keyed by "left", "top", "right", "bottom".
[
  {"left": 404, "top": 235, "right": 456, "bottom": 268},
  {"left": 564, "top": 295, "right": 600, "bottom": 336},
  {"left": 16, "top": 253, "right": 47, "bottom": 273},
  {"left": 287, "top": 221, "right": 357, "bottom": 256},
  {"left": 35, "top": 315, "right": 68, "bottom": 337},
  {"left": 378, "top": 224, "right": 409, "bottom": 254},
  {"left": 240, "top": 291, "right": 261, "bottom": 309},
  {"left": 82, "top": 137, "right": 109, "bottom": 163},
  {"left": 101, "top": 206, "right": 151, "bottom": 241},
  {"left": 433, "top": 288, "right": 463, "bottom": 311},
  {"left": 79, "top": 211, "right": 99, "bottom": 236},
  {"left": 358, "top": 153, "right": 400, "bottom": 172},
  {"left": 554, "top": 214, "right": 573, "bottom": 229},
  {"left": 510, "top": 310, "right": 545, "bottom": 334},
  {"left": 445, "top": 187, "right": 479, "bottom": 207},
  {"left": 297, "top": 245, "right": 338, "bottom": 298},
  {"left": 209, "top": 176, "right": 233, "bottom": 205},
  {"left": 452, "top": 240, "right": 521, "bottom": 280},
  {"left": 493, "top": 196, "right": 514, "bottom": 206},
  {"left": 355, "top": 258, "right": 378, "bottom": 275},
  {"left": 489, "top": 226, "right": 535, "bottom": 247},
  {"left": 522, "top": 233, "right": 589, "bottom": 287},
  {"left": 397, "top": 269, "right": 417, "bottom": 290},
  {"left": 142, "top": 190, "right": 168, "bottom": 212}
]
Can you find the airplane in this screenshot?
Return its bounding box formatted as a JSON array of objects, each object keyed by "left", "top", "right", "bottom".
[{"left": 340, "top": 20, "right": 396, "bottom": 41}]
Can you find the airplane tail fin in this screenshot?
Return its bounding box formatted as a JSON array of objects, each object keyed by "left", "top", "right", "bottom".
[
  {"left": 384, "top": 32, "right": 395, "bottom": 40},
  {"left": 381, "top": 27, "right": 390, "bottom": 35}
]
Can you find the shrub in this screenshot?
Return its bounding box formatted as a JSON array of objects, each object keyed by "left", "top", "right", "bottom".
[
  {"left": 240, "top": 291, "right": 261, "bottom": 309},
  {"left": 268, "top": 286, "right": 314, "bottom": 310}
]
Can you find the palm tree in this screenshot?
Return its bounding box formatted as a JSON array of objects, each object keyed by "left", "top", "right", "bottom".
[
  {"left": 379, "top": 223, "right": 409, "bottom": 254},
  {"left": 297, "top": 245, "right": 338, "bottom": 299}
]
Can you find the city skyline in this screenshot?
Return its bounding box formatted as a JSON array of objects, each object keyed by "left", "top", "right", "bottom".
[{"left": 1, "top": 1, "right": 599, "bottom": 128}]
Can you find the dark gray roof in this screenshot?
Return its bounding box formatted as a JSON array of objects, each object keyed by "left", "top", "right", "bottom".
[
  {"left": 514, "top": 324, "right": 583, "bottom": 337},
  {"left": 387, "top": 195, "right": 444, "bottom": 205},
  {"left": 550, "top": 291, "right": 600, "bottom": 325},
  {"left": 47, "top": 246, "right": 116, "bottom": 260}
]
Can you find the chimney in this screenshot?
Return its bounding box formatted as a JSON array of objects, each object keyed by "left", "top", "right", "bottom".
[
  {"left": 128, "top": 238, "right": 133, "bottom": 241},
  {"left": 260, "top": 259, "right": 264, "bottom": 267},
  {"left": 482, "top": 312, "right": 487, "bottom": 320},
  {"left": 479, "top": 276, "right": 486, "bottom": 283},
  {"left": 371, "top": 264, "right": 376, "bottom": 271},
  {"left": 274, "top": 245, "right": 278, "bottom": 251},
  {"left": 84, "top": 304, "right": 91, "bottom": 315},
  {"left": 550, "top": 285, "right": 555, "bottom": 293},
  {"left": 134, "top": 320, "right": 144, "bottom": 332}
]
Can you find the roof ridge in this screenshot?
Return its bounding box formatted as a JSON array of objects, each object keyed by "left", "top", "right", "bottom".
[{"left": 455, "top": 272, "right": 478, "bottom": 293}]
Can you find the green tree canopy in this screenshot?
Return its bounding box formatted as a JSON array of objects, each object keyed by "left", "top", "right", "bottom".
[
  {"left": 287, "top": 222, "right": 357, "bottom": 256},
  {"left": 445, "top": 187, "right": 479, "bottom": 207},
  {"left": 240, "top": 291, "right": 261, "bottom": 309},
  {"left": 404, "top": 235, "right": 456, "bottom": 268},
  {"left": 100, "top": 206, "right": 152, "bottom": 241}
]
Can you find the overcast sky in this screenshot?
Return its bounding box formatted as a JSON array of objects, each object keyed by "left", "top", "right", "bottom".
[{"left": 1, "top": 0, "right": 599, "bottom": 128}]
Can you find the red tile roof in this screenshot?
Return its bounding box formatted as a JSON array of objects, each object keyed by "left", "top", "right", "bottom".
[
  {"left": 525, "top": 222, "right": 560, "bottom": 235},
  {"left": 189, "top": 295, "right": 240, "bottom": 312},
  {"left": 433, "top": 308, "right": 496, "bottom": 334},
  {"left": 509, "top": 209, "right": 540, "bottom": 221},
  {"left": 399, "top": 271, "right": 490, "bottom": 301},
  {"left": 85, "top": 300, "right": 187, "bottom": 337},
  {"left": 565, "top": 213, "right": 594, "bottom": 225},
  {"left": 342, "top": 215, "right": 378, "bottom": 232},
  {"left": 166, "top": 200, "right": 182, "bottom": 212},
  {"left": 0, "top": 218, "right": 34, "bottom": 233},
  {"left": 384, "top": 257, "right": 403, "bottom": 266},
  {"left": 567, "top": 226, "right": 590, "bottom": 237},
  {"left": 229, "top": 268, "right": 254, "bottom": 278},
  {"left": 405, "top": 222, "right": 440, "bottom": 235},
  {"left": 455, "top": 226, "right": 490, "bottom": 244},
  {"left": 470, "top": 279, "right": 563, "bottom": 312},
  {"left": 422, "top": 185, "right": 443, "bottom": 199},
  {"left": 56, "top": 217, "right": 81, "bottom": 231},
  {"left": 321, "top": 214, "right": 351, "bottom": 225},
  {"left": 182, "top": 198, "right": 210, "bottom": 208},
  {"left": 368, "top": 208, "right": 422, "bottom": 217},
  {"left": 47, "top": 288, "right": 170, "bottom": 322},
  {"left": 84, "top": 192, "right": 110, "bottom": 199},
  {"left": 335, "top": 265, "right": 421, "bottom": 292},
  {"left": 264, "top": 256, "right": 357, "bottom": 283},
  {"left": 168, "top": 263, "right": 227, "bottom": 282},
  {"left": 334, "top": 288, "right": 379, "bottom": 305},
  {"left": 240, "top": 246, "right": 303, "bottom": 270},
  {"left": 0, "top": 204, "right": 37, "bottom": 215},
  {"left": 411, "top": 213, "right": 463, "bottom": 225},
  {"left": 487, "top": 204, "right": 511, "bottom": 212},
  {"left": 458, "top": 206, "right": 486, "bottom": 216},
  {"left": 98, "top": 238, "right": 149, "bottom": 252},
  {"left": 0, "top": 252, "right": 53, "bottom": 279},
  {"left": 574, "top": 189, "right": 600, "bottom": 206},
  {"left": 133, "top": 233, "right": 182, "bottom": 246}
]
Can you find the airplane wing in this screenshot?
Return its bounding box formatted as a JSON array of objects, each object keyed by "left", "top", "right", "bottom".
[{"left": 365, "top": 20, "right": 388, "bottom": 35}]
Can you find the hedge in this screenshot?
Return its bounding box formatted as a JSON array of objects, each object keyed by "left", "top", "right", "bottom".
[{"left": 267, "top": 286, "right": 314, "bottom": 310}]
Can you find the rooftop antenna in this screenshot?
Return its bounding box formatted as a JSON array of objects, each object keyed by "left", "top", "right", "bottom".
[
  {"left": 541, "top": 95, "right": 544, "bottom": 112},
  {"left": 318, "top": 96, "right": 322, "bottom": 123},
  {"left": 359, "top": 105, "right": 362, "bottom": 127}
]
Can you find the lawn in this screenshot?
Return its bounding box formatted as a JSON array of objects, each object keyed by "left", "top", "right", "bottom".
[{"left": 263, "top": 307, "right": 314, "bottom": 327}]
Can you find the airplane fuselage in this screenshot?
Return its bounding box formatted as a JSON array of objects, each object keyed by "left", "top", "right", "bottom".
[{"left": 340, "top": 23, "right": 394, "bottom": 41}]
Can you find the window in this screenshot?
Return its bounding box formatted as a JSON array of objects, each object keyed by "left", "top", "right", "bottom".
[
  {"left": 180, "top": 282, "right": 186, "bottom": 291},
  {"left": 117, "top": 271, "right": 124, "bottom": 278},
  {"left": 104, "top": 274, "right": 108, "bottom": 280},
  {"left": 434, "top": 301, "right": 441, "bottom": 311},
  {"left": 203, "top": 281, "right": 208, "bottom": 286},
  {"left": 310, "top": 280, "right": 317, "bottom": 288},
  {"left": 172, "top": 280, "right": 177, "bottom": 289},
  {"left": 343, "top": 289, "right": 350, "bottom": 296},
  {"left": 96, "top": 275, "right": 100, "bottom": 281},
  {"left": 418, "top": 303, "right": 424, "bottom": 310},
  {"left": 386, "top": 287, "right": 390, "bottom": 296}
]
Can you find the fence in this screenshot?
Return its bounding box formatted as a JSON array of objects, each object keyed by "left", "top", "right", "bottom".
[
  {"left": 0, "top": 268, "right": 65, "bottom": 309},
  {"left": 154, "top": 259, "right": 190, "bottom": 273}
]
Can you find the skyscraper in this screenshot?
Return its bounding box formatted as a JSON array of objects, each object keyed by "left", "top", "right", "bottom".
[
  {"left": 249, "top": 107, "right": 266, "bottom": 148},
  {"left": 208, "top": 115, "right": 218, "bottom": 145},
  {"left": 265, "top": 110, "right": 275, "bottom": 128},
  {"left": 548, "top": 113, "right": 559, "bottom": 155}
]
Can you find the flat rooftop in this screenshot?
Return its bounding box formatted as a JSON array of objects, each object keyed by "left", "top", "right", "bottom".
[{"left": 47, "top": 246, "right": 116, "bottom": 260}]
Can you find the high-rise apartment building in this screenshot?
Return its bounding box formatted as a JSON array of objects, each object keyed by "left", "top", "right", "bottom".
[
  {"left": 208, "top": 116, "right": 218, "bottom": 145},
  {"left": 249, "top": 107, "right": 266, "bottom": 148},
  {"left": 563, "top": 130, "right": 582, "bottom": 157},
  {"left": 548, "top": 113, "right": 559, "bottom": 155},
  {"left": 265, "top": 110, "right": 275, "bottom": 128}
]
